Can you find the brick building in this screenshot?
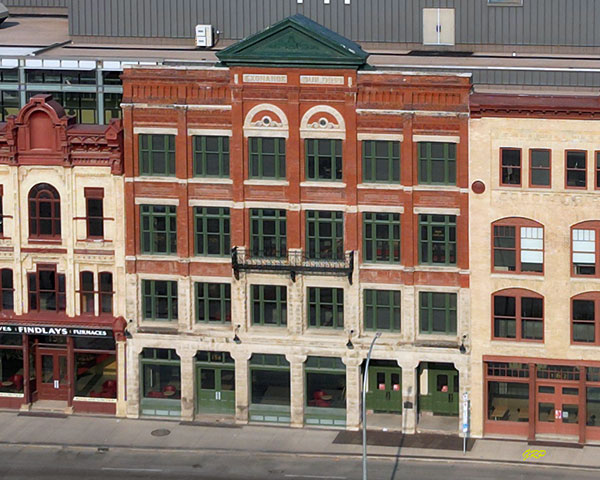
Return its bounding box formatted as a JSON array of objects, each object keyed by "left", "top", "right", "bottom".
[
  {"left": 0, "top": 94, "right": 127, "bottom": 415},
  {"left": 121, "top": 16, "right": 471, "bottom": 431}
]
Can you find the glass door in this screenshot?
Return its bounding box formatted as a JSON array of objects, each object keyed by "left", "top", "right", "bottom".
[
  {"left": 36, "top": 348, "right": 69, "bottom": 401},
  {"left": 536, "top": 383, "right": 579, "bottom": 436},
  {"left": 196, "top": 366, "right": 235, "bottom": 415}
]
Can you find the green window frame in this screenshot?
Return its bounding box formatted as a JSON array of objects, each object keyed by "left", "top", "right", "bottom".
[
  {"left": 249, "top": 137, "right": 286, "bottom": 179},
  {"left": 418, "top": 142, "right": 456, "bottom": 185},
  {"left": 419, "top": 292, "right": 457, "bottom": 334},
  {"left": 252, "top": 285, "right": 287, "bottom": 326},
  {"left": 0, "top": 90, "right": 19, "bottom": 122},
  {"left": 139, "top": 134, "right": 176, "bottom": 176},
  {"left": 250, "top": 209, "right": 287, "bottom": 258},
  {"left": 194, "top": 207, "right": 230, "bottom": 256},
  {"left": 305, "top": 139, "right": 343, "bottom": 181},
  {"left": 195, "top": 282, "right": 231, "bottom": 324},
  {"left": 364, "top": 289, "right": 401, "bottom": 332},
  {"left": 140, "top": 205, "right": 177, "bottom": 255},
  {"left": 363, "top": 212, "right": 401, "bottom": 263},
  {"left": 419, "top": 214, "right": 456, "bottom": 265},
  {"left": 193, "top": 136, "right": 230, "bottom": 178},
  {"left": 306, "top": 210, "right": 344, "bottom": 260},
  {"left": 142, "top": 280, "right": 178, "bottom": 322},
  {"left": 308, "top": 287, "right": 344, "bottom": 329},
  {"left": 362, "top": 140, "right": 400, "bottom": 183}
]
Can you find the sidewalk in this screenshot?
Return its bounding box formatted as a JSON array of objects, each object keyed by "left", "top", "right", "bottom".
[{"left": 0, "top": 411, "right": 598, "bottom": 470}]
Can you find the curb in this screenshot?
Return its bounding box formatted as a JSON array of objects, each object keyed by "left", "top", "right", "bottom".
[{"left": 0, "top": 441, "right": 599, "bottom": 472}]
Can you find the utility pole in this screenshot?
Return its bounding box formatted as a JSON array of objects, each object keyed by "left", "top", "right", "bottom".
[{"left": 362, "top": 331, "right": 381, "bottom": 480}]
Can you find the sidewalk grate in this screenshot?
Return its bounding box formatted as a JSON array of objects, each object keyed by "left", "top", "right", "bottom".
[
  {"left": 18, "top": 412, "right": 67, "bottom": 419},
  {"left": 333, "top": 430, "right": 476, "bottom": 452}
]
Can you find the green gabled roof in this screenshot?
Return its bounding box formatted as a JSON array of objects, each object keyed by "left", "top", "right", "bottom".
[{"left": 216, "top": 14, "right": 369, "bottom": 69}]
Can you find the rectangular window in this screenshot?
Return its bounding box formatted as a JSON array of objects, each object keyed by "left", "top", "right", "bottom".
[
  {"left": 487, "top": 381, "right": 529, "bottom": 422},
  {"left": 493, "top": 294, "right": 543, "bottom": 341},
  {"left": 306, "top": 210, "right": 344, "bottom": 260},
  {"left": 363, "top": 212, "right": 400, "bottom": 263},
  {"left": 418, "top": 142, "right": 456, "bottom": 185},
  {"left": 249, "top": 137, "right": 286, "bottom": 179},
  {"left": 362, "top": 140, "right": 400, "bottom": 183},
  {"left": 419, "top": 214, "right": 456, "bottom": 265},
  {"left": 596, "top": 152, "right": 600, "bottom": 189},
  {"left": 141, "top": 348, "right": 181, "bottom": 412},
  {"left": 0, "top": 90, "right": 19, "bottom": 122},
  {"left": 573, "top": 229, "right": 596, "bottom": 275},
  {"left": 530, "top": 149, "right": 550, "bottom": 187},
  {"left": 28, "top": 268, "right": 66, "bottom": 312},
  {"left": 194, "top": 207, "right": 230, "bottom": 256},
  {"left": 142, "top": 280, "right": 178, "bottom": 322},
  {"left": 566, "top": 151, "right": 587, "bottom": 188},
  {"left": 140, "top": 205, "right": 177, "bottom": 255},
  {"left": 252, "top": 285, "right": 287, "bottom": 326},
  {"left": 99, "top": 272, "right": 113, "bottom": 314},
  {"left": 103, "top": 92, "right": 122, "bottom": 124},
  {"left": 493, "top": 225, "right": 516, "bottom": 271},
  {"left": 587, "top": 387, "right": 600, "bottom": 427},
  {"left": 520, "top": 227, "right": 544, "bottom": 273},
  {"left": 75, "top": 352, "right": 117, "bottom": 399},
  {"left": 193, "top": 136, "right": 230, "bottom": 178},
  {"left": 305, "top": 139, "right": 342, "bottom": 181},
  {"left": 573, "top": 299, "right": 595, "bottom": 343},
  {"left": 500, "top": 148, "right": 521, "bottom": 186},
  {"left": 364, "top": 289, "right": 400, "bottom": 332},
  {"left": 195, "top": 283, "right": 231, "bottom": 323},
  {"left": 305, "top": 357, "right": 346, "bottom": 424},
  {"left": 419, "top": 292, "right": 457, "bottom": 334},
  {"left": 250, "top": 209, "right": 287, "bottom": 258},
  {"left": 85, "top": 188, "right": 104, "bottom": 239},
  {"left": 0, "top": 269, "right": 13, "bottom": 311},
  {"left": 79, "top": 271, "right": 95, "bottom": 315},
  {"left": 139, "top": 134, "right": 176, "bottom": 176},
  {"left": 308, "top": 287, "right": 344, "bottom": 329}
]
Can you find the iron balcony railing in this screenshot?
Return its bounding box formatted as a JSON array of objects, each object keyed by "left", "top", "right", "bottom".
[{"left": 231, "top": 247, "right": 354, "bottom": 283}]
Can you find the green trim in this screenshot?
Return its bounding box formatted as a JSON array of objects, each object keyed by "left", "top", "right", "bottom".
[
  {"left": 251, "top": 285, "right": 287, "bottom": 326},
  {"left": 364, "top": 289, "right": 401, "bottom": 332},
  {"left": 140, "top": 205, "right": 177, "bottom": 255},
  {"left": 418, "top": 214, "right": 457, "bottom": 266},
  {"left": 362, "top": 140, "right": 400, "bottom": 183},
  {"left": 216, "top": 14, "right": 368, "bottom": 69},
  {"left": 305, "top": 139, "right": 342, "bottom": 181},
  {"left": 306, "top": 210, "right": 344, "bottom": 260},
  {"left": 142, "top": 280, "right": 178, "bottom": 322},
  {"left": 308, "top": 287, "right": 344, "bottom": 329},
  {"left": 193, "top": 135, "right": 230, "bottom": 178},
  {"left": 194, "top": 207, "right": 230, "bottom": 256},
  {"left": 362, "top": 212, "right": 401, "bottom": 263},
  {"left": 249, "top": 137, "right": 286, "bottom": 179},
  {"left": 139, "top": 134, "right": 176, "bottom": 176},
  {"left": 195, "top": 282, "right": 231, "bottom": 323},
  {"left": 250, "top": 209, "right": 287, "bottom": 259},
  {"left": 418, "top": 142, "right": 456, "bottom": 185},
  {"left": 419, "top": 292, "right": 457, "bottom": 335}
]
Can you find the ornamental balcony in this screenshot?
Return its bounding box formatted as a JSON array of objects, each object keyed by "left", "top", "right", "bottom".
[{"left": 231, "top": 247, "right": 354, "bottom": 284}]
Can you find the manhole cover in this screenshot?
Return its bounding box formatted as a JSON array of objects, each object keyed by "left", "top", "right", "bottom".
[{"left": 151, "top": 429, "right": 171, "bottom": 437}]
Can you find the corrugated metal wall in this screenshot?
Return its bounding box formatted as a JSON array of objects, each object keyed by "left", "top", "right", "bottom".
[
  {"left": 66, "top": 0, "right": 600, "bottom": 47},
  {"left": 4, "top": 0, "right": 70, "bottom": 7}
]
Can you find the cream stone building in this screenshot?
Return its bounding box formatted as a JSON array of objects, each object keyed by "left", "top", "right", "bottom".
[
  {"left": 470, "top": 94, "right": 600, "bottom": 444},
  {"left": 0, "top": 94, "right": 127, "bottom": 416}
]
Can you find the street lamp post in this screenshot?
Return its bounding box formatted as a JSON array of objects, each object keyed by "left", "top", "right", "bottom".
[{"left": 362, "top": 331, "right": 381, "bottom": 480}]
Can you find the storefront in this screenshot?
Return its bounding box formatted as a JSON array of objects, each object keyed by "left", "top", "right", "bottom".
[
  {"left": 249, "top": 354, "right": 290, "bottom": 424},
  {"left": 140, "top": 348, "right": 181, "bottom": 418},
  {"left": 0, "top": 319, "right": 124, "bottom": 415},
  {"left": 305, "top": 356, "right": 346, "bottom": 427},
  {"left": 484, "top": 356, "right": 600, "bottom": 443}
]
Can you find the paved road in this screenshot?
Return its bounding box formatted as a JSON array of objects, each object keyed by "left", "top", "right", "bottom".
[{"left": 0, "top": 444, "right": 597, "bottom": 480}]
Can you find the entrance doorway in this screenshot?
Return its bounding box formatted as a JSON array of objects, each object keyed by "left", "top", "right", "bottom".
[
  {"left": 195, "top": 351, "right": 235, "bottom": 415},
  {"left": 36, "top": 347, "right": 68, "bottom": 401},
  {"left": 417, "top": 362, "right": 459, "bottom": 433},
  {"left": 536, "top": 383, "right": 580, "bottom": 437},
  {"left": 366, "top": 361, "right": 402, "bottom": 414}
]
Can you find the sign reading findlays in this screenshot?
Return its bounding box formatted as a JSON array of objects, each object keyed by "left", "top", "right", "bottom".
[
  {"left": 242, "top": 74, "right": 287, "bottom": 83},
  {"left": 300, "top": 75, "right": 345, "bottom": 85},
  {"left": 0, "top": 325, "right": 112, "bottom": 337}
]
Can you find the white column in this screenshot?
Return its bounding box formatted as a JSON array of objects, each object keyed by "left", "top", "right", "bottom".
[
  {"left": 399, "top": 361, "right": 418, "bottom": 434},
  {"left": 177, "top": 346, "right": 196, "bottom": 421},
  {"left": 286, "top": 353, "right": 307, "bottom": 428},
  {"left": 125, "top": 341, "right": 143, "bottom": 419},
  {"left": 343, "top": 356, "right": 362, "bottom": 431},
  {"left": 115, "top": 340, "right": 127, "bottom": 417},
  {"left": 231, "top": 350, "right": 251, "bottom": 424}
]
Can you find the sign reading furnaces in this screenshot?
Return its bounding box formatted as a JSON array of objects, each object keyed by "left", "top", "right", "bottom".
[
  {"left": 300, "top": 75, "right": 345, "bottom": 85},
  {"left": 242, "top": 74, "right": 287, "bottom": 84},
  {"left": 0, "top": 325, "right": 112, "bottom": 337}
]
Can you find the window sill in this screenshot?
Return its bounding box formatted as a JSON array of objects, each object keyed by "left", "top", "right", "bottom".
[
  {"left": 491, "top": 338, "right": 545, "bottom": 346},
  {"left": 190, "top": 256, "right": 231, "bottom": 263},
  {"left": 357, "top": 183, "right": 404, "bottom": 190},
  {"left": 244, "top": 179, "right": 289, "bottom": 186},
  {"left": 413, "top": 185, "right": 460, "bottom": 191},
  {"left": 491, "top": 272, "right": 544, "bottom": 280},
  {"left": 134, "top": 254, "right": 180, "bottom": 261},
  {"left": 300, "top": 181, "right": 346, "bottom": 188},
  {"left": 414, "top": 265, "right": 460, "bottom": 273},
  {"left": 133, "top": 176, "right": 179, "bottom": 183},
  {"left": 27, "top": 238, "right": 62, "bottom": 244},
  {"left": 360, "top": 263, "right": 405, "bottom": 271},
  {"left": 188, "top": 177, "right": 233, "bottom": 184}
]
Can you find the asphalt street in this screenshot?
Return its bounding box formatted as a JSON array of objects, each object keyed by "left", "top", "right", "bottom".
[{"left": 0, "top": 444, "right": 597, "bottom": 480}]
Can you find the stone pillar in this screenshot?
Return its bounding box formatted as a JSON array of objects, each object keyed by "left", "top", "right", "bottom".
[
  {"left": 177, "top": 346, "right": 196, "bottom": 421},
  {"left": 286, "top": 353, "right": 307, "bottom": 428},
  {"left": 400, "top": 361, "right": 418, "bottom": 434},
  {"left": 343, "top": 356, "right": 362, "bottom": 431},
  {"left": 126, "top": 342, "right": 143, "bottom": 419},
  {"left": 286, "top": 266, "right": 304, "bottom": 336},
  {"left": 116, "top": 340, "right": 127, "bottom": 417},
  {"left": 231, "top": 350, "right": 251, "bottom": 424}
]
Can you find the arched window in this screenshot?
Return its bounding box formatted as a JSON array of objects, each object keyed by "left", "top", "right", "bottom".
[
  {"left": 492, "top": 218, "right": 543, "bottom": 274},
  {"left": 572, "top": 292, "right": 600, "bottom": 345},
  {"left": 28, "top": 183, "right": 61, "bottom": 239},
  {"left": 572, "top": 221, "right": 600, "bottom": 277},
  {"left": 492, "top": 288, "right": 544, "bottom": 342}
]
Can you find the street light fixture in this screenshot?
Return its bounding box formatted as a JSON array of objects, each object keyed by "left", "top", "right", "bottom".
[{"left": 362, "top": 331, "right": 381, "bottom": 480}]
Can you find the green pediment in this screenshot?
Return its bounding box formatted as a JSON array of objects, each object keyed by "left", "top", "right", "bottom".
[{"left": 217, "top": 14, "right": 369, "bottom": 69}]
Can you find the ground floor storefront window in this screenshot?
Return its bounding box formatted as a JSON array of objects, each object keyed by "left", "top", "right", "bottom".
[
  {"left": 0, "top": 334, "right": 24, "bottom": 395},
  {"left": 74, "top": 337, "right": 116, "bottom": 399},
  {"left": 141, "top": 348, "right": 181, "bottom": 417},
  {"left": 249, "top": 354, "right": 290, "bottom": 424},
  {"left": 305, "top": 356, "right": 346, "bottom": 426}
]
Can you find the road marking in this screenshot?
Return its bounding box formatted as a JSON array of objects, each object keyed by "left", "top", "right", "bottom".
[
  {"left": 284, "top": 475, "right": 346, "bottom": 480},
  {"left": 101, "top": 467, "right": 163, "bottom": 472}
]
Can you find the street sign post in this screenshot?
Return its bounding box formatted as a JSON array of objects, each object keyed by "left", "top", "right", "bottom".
[{"left": 462, "top": 392, "right": 469, "bottom": 455}]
